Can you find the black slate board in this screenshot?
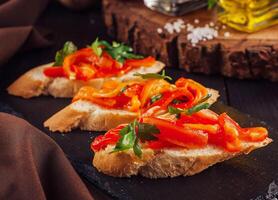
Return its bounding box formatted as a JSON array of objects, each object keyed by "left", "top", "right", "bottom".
[{"left": 0, "top": 73, "right": 277, "bottom": 200}]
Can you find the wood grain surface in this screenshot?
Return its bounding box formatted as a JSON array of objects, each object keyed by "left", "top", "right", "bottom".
[{"left": 103, "top": 0, "right": 278, "bottom": 81}]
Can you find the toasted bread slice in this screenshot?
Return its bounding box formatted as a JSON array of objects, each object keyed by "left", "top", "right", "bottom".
[
  {"left": 7, "top": 61, "right": 165, "bottom": 99},
  {"left": 93, "top": 138, "right": 272, "bottom": 178},
  {"left": 44, "top": 100, "right": 138, "bottom": 132},
  {"left": 43, "top": 89, "right": 219, "bottom": 133}
]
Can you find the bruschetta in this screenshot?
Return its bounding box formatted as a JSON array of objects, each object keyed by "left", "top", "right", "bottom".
[
  {"left": 7, "top": 39, "right": 164, "bottom": 98},
  {"left": 91, "top": 111, "right": 272, "bottom": 178},
  {"left": 44, "top": 75, "right": 219, "bottom": 132}
]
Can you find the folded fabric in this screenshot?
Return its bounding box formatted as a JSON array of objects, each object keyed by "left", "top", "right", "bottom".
[
  {"left": 0, "top": 112, "right": 93, "bottom": 200},
  {"left": 0, "top": 0, "right": 52, "bottom": 66}
]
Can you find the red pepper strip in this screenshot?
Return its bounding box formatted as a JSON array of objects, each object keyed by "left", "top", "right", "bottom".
[
  {"left": 43, "top": 67, "right": 65, "bottom": 77},
  {"left": 175, "top": 78, "right": 208, "bottom": 105},
  {"left": 72, "top": 64, "right": 96, "bottom": 81},
  {"left": 124, "top": 56, "right": 156, "bottom": 68},
  {"left": 176, "top": 109, "right": 219, "bottom": 125},
  {"left": 91, "top": 124, "right": 125, "bottom": 152},
  {"left": 63, "top": 48, "right": 95, "bottom": 80},
  {"left": 218, "top": 113, "right": 242, "bottom": 152},
  {"left": 147, "top": 140, "right": 177, "bottom": 149},
  {"left": 240, "top": 127, "right": 268, "bottom": 142},
  {"left": 150, "top": 89, "right": 194, "bottom": 110},
  {"left": 142, "top": 117, "right": 208, "bottom": 148},
  {"left": 184, "top": 123, "right": 221, "bottom": 135}
]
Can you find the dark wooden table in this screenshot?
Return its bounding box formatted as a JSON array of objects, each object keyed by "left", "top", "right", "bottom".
[{"left": 0, "top": 2, "right": 277, "bottom": 200}]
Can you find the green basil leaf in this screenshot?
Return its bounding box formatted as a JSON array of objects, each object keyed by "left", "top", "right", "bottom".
[
  {"left": 91, "top": 39, "right": 143, "bottom": 63},
  {"left": 168, "top": 94, "right": 212, "bottom": 115},
  {"left": 186, "top": 103, "right": 211, "bottom": 115},
  {"left": 91, "top": 38, "right": 103, "bottom": 57},
  {"left": 137, "top": 123, "right": 160, "bottom": 142},
  {"left": 133, "top": 138, "right": 142, "bottom": 157},
  {"left": 198, "top": 94, "right": 212, "bottom": 104},
  {"left": 54, "top": 41, "right": 77, "bottom": 66},
  {"left": 150, "top": 94, "right": 163, "bottom": 104},
  {"left": 112, "top": 120, "right": 160, "bottom": 157},
  {"left": 113, "top": 123, "right": 135, "bottom": 152},
  {"left": 124, "top": 52, "right": 144, "bottom": 60},
  {"left": 168, "top": 106, "right": 183, "bottom": 115},
  {"left": 120, "top": 86, "right": 127, "bottom": 93},
  {"left": 168, "top": 102, "right": 211, "bottom": 116},
  {"left": 134, "top": 70, "right": 172, "bottom": 81}
]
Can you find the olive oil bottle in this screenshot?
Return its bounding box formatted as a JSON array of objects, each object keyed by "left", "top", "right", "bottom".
[{"left": 217, "top": 0, "right": 278, "bottom": 32}]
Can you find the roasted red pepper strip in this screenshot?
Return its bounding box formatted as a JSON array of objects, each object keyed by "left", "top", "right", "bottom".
[
  {"left": 241, "top": 127, "right": 268, "bottom": 142},
  {"left": 63, "top": 48, "right": 95, "bottom": 80},
  {"left": 147, "top": 140, "right": 177, "bottom": 149},
  {"left": 143, "top": 117, "right": 208, "bottom": 148},
  {"left": 124, "top": 56, "right": 155, "bottom": 68},
  {"left": 43, "top": 67, "right": 65, "bottom": 77},
  {"left": 150, "top": 89, "right": 194, "bottom": 110},
  {"left": 176, "top": 109, "right": 219, "bottom": 125},
  {"left": 175, "top": 78, "right": 208, "bottom": 105},
  {"left": 218, "top": 113, "right": 243, "bottom": 152},
  {"left": 91, "top": 124, "right": 124, "bottom": 151}
]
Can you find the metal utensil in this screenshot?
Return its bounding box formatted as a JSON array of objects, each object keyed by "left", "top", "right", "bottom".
[{"left": 143, "top": 0, "right": 207, "bottom": 16}]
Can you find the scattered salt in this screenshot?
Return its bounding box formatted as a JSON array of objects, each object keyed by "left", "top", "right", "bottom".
[
  {"left": 159, "top": 19, "right": 231, "bottom": 45},
  {"left": 224, "top": 32, "right": 230, "bottom": 37},
  {"left": 157, "top": 28, "right": 163, "bottom": 34},
  {"left": 187, "top": 24, "right": 194, "bottom": 31},
  {"left": 187, "top": 25, "right": 218, "bottom": 45},
  {"left": 163, "top": 19, "right": 186, "bottom": 34}
]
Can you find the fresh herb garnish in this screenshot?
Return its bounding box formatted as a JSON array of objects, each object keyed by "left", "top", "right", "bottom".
[
  {"left": 134, "top": 70, "right": 172, "bottom": 81},
  {"left": 197, "top": 93, "right": 212, "bottom": 104},
  {"left": 91, "top": 39, "right": 143, "bottom": 63},
  {"left": 91, "top": 38, "right": 103, "bottom": 57},
  {"left": 208, "top": 0, "right": 217, "bottom": 9},
  {"left": 112, "top": 120, "right": 160, "bottom": 157},
  {"left": 168, "top": 94, "right": 212, "bottom": 116},
  {"left": 120, "top": 86, "right": 127, "bottom": 93},
  {"left": 150, "top": 94, "right": 163, "bottom": 104},
  {"left": 54, "top": 41, "right": 77, "bottom": 66},
  {"left": 172, "top": 99, "right": 183, "bottom": 105}
]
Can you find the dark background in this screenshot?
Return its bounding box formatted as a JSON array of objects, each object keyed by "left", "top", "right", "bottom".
[{"left": 0, "top": 1, "right": 277, "bottom": 199}]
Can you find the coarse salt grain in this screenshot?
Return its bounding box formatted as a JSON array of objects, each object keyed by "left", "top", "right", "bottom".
[
  {"left": 187, "top": 25, "right": 218, "bottom": 45},
  {"left": 194, "top": 19, "right": 199, "bottom": 24},
  {"left": 164, "top": 19, "right": 186, "bottom": 34},
  {"left": 157, "top": 28, "right": 163, "bottom": 34},
  {"left": 224, "top": 32, "right": 230, "bottom": 37}
]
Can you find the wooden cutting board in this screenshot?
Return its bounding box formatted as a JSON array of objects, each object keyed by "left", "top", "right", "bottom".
[{"left": 102, "top": 0, "right": 278, "bottom": 81}]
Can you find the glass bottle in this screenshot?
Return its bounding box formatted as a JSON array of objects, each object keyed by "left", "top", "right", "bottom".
[{"left": 217, "top": 0, "right": 278, "bottom": 32}]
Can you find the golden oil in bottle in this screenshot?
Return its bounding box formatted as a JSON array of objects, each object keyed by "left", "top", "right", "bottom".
[{"left": 217, "top": 0, "right": 278, "bottom": 32}]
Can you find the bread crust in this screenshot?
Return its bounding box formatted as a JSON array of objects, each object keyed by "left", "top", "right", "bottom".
[
  {"left": 93, "top": 138, "right": 272, "bottom": 178},
  {"left": 7, "top": 61, "right": 165, "bottom": 99},
  {"left": 44, "top": 100, "right": 138, "bottom": 132}
]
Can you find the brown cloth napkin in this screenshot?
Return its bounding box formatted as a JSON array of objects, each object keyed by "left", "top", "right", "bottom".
[
  {"left": 0, "top": 0, "right": 52, "bottom": 66},
  {"left": 0, "top": 112, "right": 93, "bottom": 200}
]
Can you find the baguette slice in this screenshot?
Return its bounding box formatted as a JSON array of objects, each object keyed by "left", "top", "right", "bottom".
[
  {"left": 93, "top": 138, "right": 272, "bottom": 178},
  {"left": 44, "top": 89, "right": 219, "bottom": 132},
  {"left": 7, "top": 61, "right": 165, "bottom": 99},
  {"left": 44, "top": 100, "right": 138, "bottom": 132}
]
